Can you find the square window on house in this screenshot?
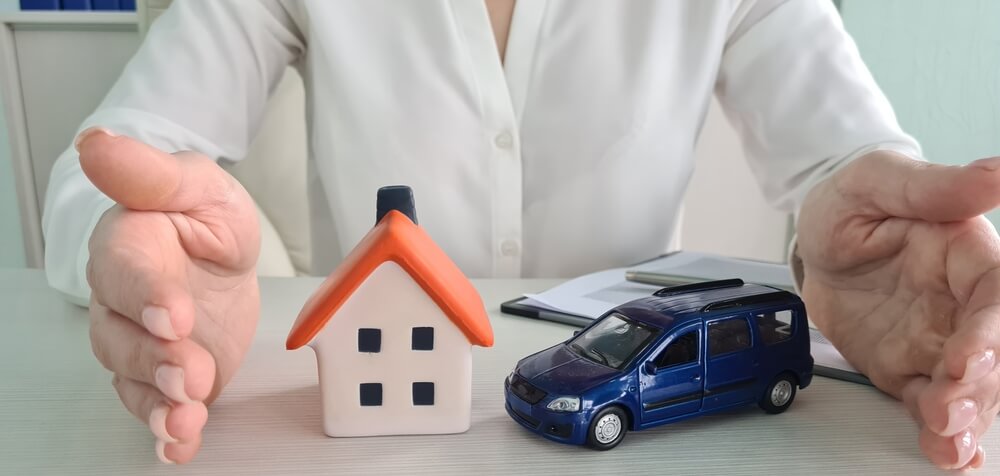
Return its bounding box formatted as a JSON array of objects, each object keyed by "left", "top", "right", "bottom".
[
  {"left": 358, "top": 328, "right": 381, "bottom": 353},
  {"left": 359, "top": 383, "right": 383, "bottom": 406},
  {"left": 412, "top": 382, "right": 435, "bottom": 405},
  {"left": 412, "top": 327, "right": 434, "bottom": 351}
]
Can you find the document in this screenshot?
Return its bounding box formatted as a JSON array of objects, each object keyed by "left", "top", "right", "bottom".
[{"left": 518, "top": 251, "right": 870, "bottom": 385}]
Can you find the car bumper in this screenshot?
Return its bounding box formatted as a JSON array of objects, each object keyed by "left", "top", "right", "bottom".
[{"left": 504, "top": 381, "right": 592, "bottom": 446}]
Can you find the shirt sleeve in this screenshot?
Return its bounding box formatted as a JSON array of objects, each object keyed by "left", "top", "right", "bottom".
[
  {"left": 716, "top": 0, "right": 922, "bottom": 216},
  {"left": 42, "top": 0, "right": 304, "bottom": 304}
]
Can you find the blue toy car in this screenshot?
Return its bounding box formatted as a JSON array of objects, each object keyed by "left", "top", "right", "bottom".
[{"left": 504, "top": 279, "right": 813, "bottom": 450}]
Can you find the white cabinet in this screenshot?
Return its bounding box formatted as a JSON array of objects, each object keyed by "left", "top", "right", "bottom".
[{"left": 0, "top": 12, "right": 140, "bottom": 267}]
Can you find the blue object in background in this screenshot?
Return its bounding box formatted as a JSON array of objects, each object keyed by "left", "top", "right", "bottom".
[
  {"left": 59, "top": 0, "right": 91, "bottom": 9},
  {"left": 91, "top": 0, "right": 118, "bottom": 10},
  {"left": 20, "top": 0, "right": 59, "bottom": 9},
  {"left": 20, "top": 0, "right": 133, "bottom": 9}
]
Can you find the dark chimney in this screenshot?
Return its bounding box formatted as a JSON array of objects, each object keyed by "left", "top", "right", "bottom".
[{"left": 376, "top": 185, "right": 418, "bottom": 225}]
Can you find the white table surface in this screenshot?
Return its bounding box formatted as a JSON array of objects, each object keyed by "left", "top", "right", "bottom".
[{"left": 0, "top": 268, "right": 990, "bottom": 475}]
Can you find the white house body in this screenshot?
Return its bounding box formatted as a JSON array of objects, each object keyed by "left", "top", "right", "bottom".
[{"left": 309, "top": 261, "right": 473, "bottom": 437}]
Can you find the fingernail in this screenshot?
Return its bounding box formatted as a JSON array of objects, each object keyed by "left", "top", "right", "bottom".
[
  {"left": 148, "top": 402, "right": 177, "bottom": 443},
  {"left": 142, "top": 306, "right": 178, "bottom": 341},
  {"left": 962, "top": 349, "right": 996, "bottom": 383},
  {"left": 943, "top": 399, "right": 978, "bottom": 436},
  {"left": 972, "top": 445, "right": 985, "bottom": 469},
  {"left": 954, "top": 430, "right": 977, "bottom": 468},
  {"left": 155, "top": 439, "right": 175, "bottom": 465},
  {"left": 73, "top": 126, "right": 117, "bottom": 152},
  {"left": 155, "top": 364, "right": 193, "bottom": 403}
]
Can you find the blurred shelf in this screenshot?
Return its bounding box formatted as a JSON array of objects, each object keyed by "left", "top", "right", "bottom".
[{"left": 0, "top": 11, "right": 137, "bottom": 26}]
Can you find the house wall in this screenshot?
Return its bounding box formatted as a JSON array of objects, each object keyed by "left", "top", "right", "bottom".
[{"left": 309, "top": 261, "right": 473, "bottom": 437}]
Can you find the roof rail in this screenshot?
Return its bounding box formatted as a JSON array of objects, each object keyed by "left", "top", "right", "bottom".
[
  {"left": 701, "top": 291, "right": 790, "bottom": 312},
  {"left": 653, "top": 279, "right": 745, "bottom": 297}
]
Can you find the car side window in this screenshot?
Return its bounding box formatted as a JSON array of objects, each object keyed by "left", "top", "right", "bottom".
[
  {"left": 654, "top": 330, "right": 699, "bottom": 369},
  {"left": 755, "top": 309, "right": 794, "bottom": 345},
  {"left": 708, "top": 317, "right": 751, "bottom": 357}
]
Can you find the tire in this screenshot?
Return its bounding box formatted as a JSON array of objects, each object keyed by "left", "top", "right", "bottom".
[
  {"left": 585, "top": 406, "right": 628, "bottom": 450},
  {"left": 759, "top": 373, "right": 797, "bottom": 414}
]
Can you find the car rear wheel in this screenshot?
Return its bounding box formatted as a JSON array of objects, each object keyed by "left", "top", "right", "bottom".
[
  {"left": 759, "top": 373, "right": 797, "bottom": 414},
  {"left": 586, "top": 406, "right": 628, "bottom": 450}
]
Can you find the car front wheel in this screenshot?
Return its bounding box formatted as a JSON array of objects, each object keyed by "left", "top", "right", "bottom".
[
  {"left": 759, "top": 373, "right": 797, "bottom": 414},
  {"left": 586, "top": 406, "right": 628, "bottom": 450}
]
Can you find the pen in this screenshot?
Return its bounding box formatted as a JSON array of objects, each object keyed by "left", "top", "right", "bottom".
[
  {"left": 624, "top": 271, "right": 692, "bottom": 287},
  {"left": 625, "top": 271, "right": 797, "bottom": 293}
]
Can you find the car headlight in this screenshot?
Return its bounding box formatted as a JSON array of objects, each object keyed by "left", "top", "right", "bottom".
[{"left": 546, "top": 396, "right": 581, "bottom": 412}]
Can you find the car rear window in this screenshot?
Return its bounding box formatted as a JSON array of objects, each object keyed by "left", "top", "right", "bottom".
[{"left": 756, "top": 309, "right": 794, "bottom": 345}]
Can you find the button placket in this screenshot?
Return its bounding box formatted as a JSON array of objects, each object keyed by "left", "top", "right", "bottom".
[{"left": 449, "top": 0, "right": 531, "bottom": 278}]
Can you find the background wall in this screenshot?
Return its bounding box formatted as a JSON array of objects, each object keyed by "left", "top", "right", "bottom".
[
  {"left": 0, "top": 0, "right": 24, "bottom": 267},
  {"left": 841, "top": 0, "right": 1000, "bottom": 222}
]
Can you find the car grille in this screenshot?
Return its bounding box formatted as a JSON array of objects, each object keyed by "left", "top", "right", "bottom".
[
  {"left": 508, "top": 374, "right": 547, "bottom": 405},
  {"left": 512, "top": 408, "right": 540, "bottom": 428}
]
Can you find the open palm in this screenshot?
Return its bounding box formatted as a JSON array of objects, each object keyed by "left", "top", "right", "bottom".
[{"left": 797, "top": 151, "right": 1000, "bottom": 470}]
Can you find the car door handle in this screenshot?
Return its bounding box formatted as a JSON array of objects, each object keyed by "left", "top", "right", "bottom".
[{"left": 691, "top": 375, "right": 702, "bottom": 382}]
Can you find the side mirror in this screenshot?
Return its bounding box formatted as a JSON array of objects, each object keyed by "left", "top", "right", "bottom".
[{"left": 643, "top": 361, "right": 656, "bottom": 374}]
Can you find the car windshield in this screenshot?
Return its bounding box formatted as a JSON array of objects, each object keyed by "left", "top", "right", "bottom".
[{"left": 568, "top": 313, "right": 659, "bottom": 370}]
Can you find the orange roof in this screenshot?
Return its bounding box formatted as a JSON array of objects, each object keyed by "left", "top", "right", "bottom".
[{"left": 286, "top": 210, "right": 493, "bottom": 350}]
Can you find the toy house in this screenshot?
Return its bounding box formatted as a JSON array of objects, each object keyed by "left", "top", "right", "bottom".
[{"left": 286, "top": 186, "right": 494, "bottom": 437}]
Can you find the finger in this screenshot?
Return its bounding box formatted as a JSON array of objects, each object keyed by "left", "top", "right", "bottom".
[
  {"left": 79, "top": 128, "right": 260, "bottom": 271},
  {"left": 87, "top": 229, "right": 195, "bottom": 340},
  {"left": 905, "top": 372, "right": 998, "bottom": 469},
  {"left": 961, "top": 445, "right": 986, "bottom": 471},
  {"left": 916, "top": 367, "right": 999, "bottom": 437},
  {"left": 920, "top": 406, "right": 994, "bottom": 470},
  {"left": 91, "top": 303, "right": 215, "bottom": 402},
  {"left": 838, "top": 152, "right": 1000, "bottom": 223},
  {"left": 902, "top": 376, "right": 931, "bottom": 424},
  {"left": 159, "top": 433, "right": 203, "bottom": 465},
  {"left": 919, "top": 427, "right": 979, "bottom": 470},
  {"left": 942, "top": 222, "right": 1000, "bottom": 382},
  {"left": 111, "top": 374, "right": 209, "bottom": 443},
  {"left": 76, "top": 127, "right": 234, "bottom": 213}
]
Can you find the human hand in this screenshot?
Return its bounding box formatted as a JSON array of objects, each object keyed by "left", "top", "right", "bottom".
[
  {"left": 78, "top": 128, "right": 260, "bottom": 464},
  {"left": 797, "top": 151, "right": 1000, "bottom": 470}
]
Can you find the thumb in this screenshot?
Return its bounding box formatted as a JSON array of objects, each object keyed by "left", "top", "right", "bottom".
[
  {"left": 843, "top": 152, "right": 1000, "bottom": 223},
  {"left": 76, "top": 127, "right": 232, "bottom": 212}
]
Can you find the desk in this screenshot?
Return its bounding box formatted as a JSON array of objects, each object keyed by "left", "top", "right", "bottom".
[{"left": 0, "top": 268, "right": 990, "bottom": 474}]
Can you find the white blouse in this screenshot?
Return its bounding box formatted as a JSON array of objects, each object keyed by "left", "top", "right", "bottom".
[{"left": 43, "top": 0, "right": 919, "bottom": 302}]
